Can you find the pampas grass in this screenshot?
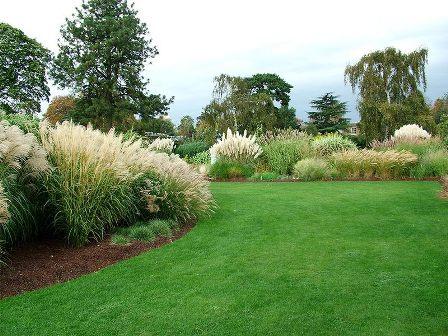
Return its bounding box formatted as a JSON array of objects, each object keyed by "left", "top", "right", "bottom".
[
  {"left": 210, "top": 128, "right": 262, "bottom": 163},
  {"left": 147, "top": 138, "right": 175, "bottom": 154}
]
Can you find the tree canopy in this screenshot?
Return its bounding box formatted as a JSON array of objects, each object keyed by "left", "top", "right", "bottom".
[
  {"left": 50, "top": 0, "right": 172, "bottom": 131},
  {"left": 307, "top": 92, "right": 349, "bottom": 134},
  {"left": 0, "top": 23, "right": 51, "bottom": 114},
  {"left": 198, "top": 73, "right": 296, "bottom": 139},
  {"left": 44, "top": 95, "right": 77, "bottom": 124},
  {"left": 177, "top": 116, "right": 195, "bottom": 138},
  {"left": 344, "top": 47, "right": 431, "bottom": 141}
]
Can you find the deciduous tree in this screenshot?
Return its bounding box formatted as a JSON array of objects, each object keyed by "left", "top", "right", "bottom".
[{"left": 0, "top": 23, "right": 51, "bottom": 114}]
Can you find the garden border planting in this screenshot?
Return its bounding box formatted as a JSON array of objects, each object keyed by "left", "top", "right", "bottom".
[{"left": 0, "top": 221, "right": 195, "bottom": 299}]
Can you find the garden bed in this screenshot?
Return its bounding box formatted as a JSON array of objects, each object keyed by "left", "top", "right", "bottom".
[
  {"left": 0, "top": 222, "right": 195, "bottom": 299},
  {"left": 210, "top": 177, "right": 440, "bottom": 182}
]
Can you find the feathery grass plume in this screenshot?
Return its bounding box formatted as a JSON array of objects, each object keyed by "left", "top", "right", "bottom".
[
  {"left": 40, "top": 121, "right": 214, "bottom": 245},
  {"left": 0, "top": 121, "right": 50, "bottom": 246},
  {"left": 147, "top": 138, "right": 175, "bottom": 154},
  {"left": 393, "top": 124, "right": 431, "bottom": 141},
  {"left": 210, "top": 128, "right": 262, "bottom": 164},
  {"left": 312, "top": 133, "right": 357, "bottom": 156},
  {"left": 332, "top": 149, "right": 417, "bottom": 179}
]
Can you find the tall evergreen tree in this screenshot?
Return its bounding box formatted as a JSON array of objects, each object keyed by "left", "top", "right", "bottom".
[
  {"left": 0, "top": 23, "right": 51, "bottom": 114},
  {"left": 344, "top": 47, "right": 431, "bottom": 141},
  {"left": 50, "top": 0, "right": 172, "bottom": 131},
  {"left": 307, "top": 92, "right": 349, "bottom": 133}
]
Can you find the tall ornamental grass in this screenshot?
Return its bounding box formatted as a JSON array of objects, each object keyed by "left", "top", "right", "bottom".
[
  {"left": 263, "top": 138, "right": 312, "bottom": 175},
  {"left": 40, "top": 121, "right": 214, "bottom": 246},
  {"left": 411, "top": 150, "right": 448, "bottom": 178},
  {"left": 332, "top": 149, "right": 417, "bottom": 179},
  {"left": 312, "top": 133, "right": 357, "bottom": 156},
  {"left": 293, "top": 158, "right": 333, "bottom": 181},
  {"left": 0, "top": 121, "right": 50, "bottom": 246},
  {"left": 147, "top": 138, "right": 175, "bottom": 154},
  {"left": 210, "top": 129, "right": 262, "bottom": 164}
]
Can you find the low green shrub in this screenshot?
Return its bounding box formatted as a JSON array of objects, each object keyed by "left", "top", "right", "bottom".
[
  {"left": 114, "top": 220, "right": 177, "bottom": 243},
  {"left": 293, "top": 158, "right": 333, "bottom": 181},
  {"left": 209, "top": 160, "right": 254, "bottom": 179},
  {"left": 312, "top": 133, "right": 357, "bottom": 156},
  {"left": 411, "top": 150, "right": 448, "bottom": 178},
  {"left": 332, "top": 149, "right": 417, "bottom": 179},
  {"left": 263, "top": 139, "right": 311, "bottom": 175},
  {"left": 175, "top": 141, "right": 209, "bottom": 158},
  {"left": 0, "top": 112, "right": 40, "bottom": 137},
  {"left": 111, "top": 234, "right": 131, "bottom": 245},
  {"left": 188, "top": 150, "right": 210, "bottom": 165},
  {"left": 250, "top": 172, "right": 280, "bottom": 181}
]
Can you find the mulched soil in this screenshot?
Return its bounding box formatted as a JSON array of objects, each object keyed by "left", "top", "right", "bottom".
[{"left": 0, "top": 222, "right": 195, "bottom": 300}]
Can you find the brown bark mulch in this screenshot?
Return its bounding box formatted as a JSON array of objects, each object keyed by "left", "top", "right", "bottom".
[{"left": 0, "top": 222, "right": 195, "bottom": 300}]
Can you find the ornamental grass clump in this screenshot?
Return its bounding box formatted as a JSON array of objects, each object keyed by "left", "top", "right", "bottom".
[
  {"left": 0, "top": 121, "right": 50, "bottom": 246},
  {"left": 293, "top": 158, "right": 333, "bottom": 181},
  {"left": 332, "top": 149, "right": 417, "bottom": 179},
  {"left": 263, "top": 138, "right": 312, "bottom": 175},
  {"left": 40, "top": 121, "right": 214, "bottom": 246},
  {"left": 147, "top": 138, "right": 174, "bottom": 154},
  {"left": 312, "top": 133, "right": 357, "bottom": 156},
  {"left": 411, "top": 150, "right": 448, "bottom": 178},
  {"left": 210, "top": 128, "right": 262, "bottom": 164},
  {"left": 393, "top": 124, "right": 431, "bottom": 141}
]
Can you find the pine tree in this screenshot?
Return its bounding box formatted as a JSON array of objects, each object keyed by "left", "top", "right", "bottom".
[{"left": 308, "top": 93, "right": 349, "bottom": 134}]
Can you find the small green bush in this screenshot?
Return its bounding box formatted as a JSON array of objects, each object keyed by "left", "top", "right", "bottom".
[
  {"left": 250, "top": 172, "right": 280, "bottom": 181},
  {"left": 114, "top": 219, "right": 177, "bottom": 243},
  {"left": 188, "top": 150, "right": 210, "bottom": 165},
  {"left": 263, "top": 139, "right": 311, "bottom": 175},
  {"left": 312, "top": 133, "right": 357, "bottom": 156},
  {"left": 293, "top": 158, "right": 333, "bottom": 181},
  {"left": 111, "top": 234, "right": 131, "bottom": 245},
  {"left": 0, "top": 112, "right": 40, "bottom": 137},
  {"left": 209, "top": 160, "right": 254, "bottom": 179},
  {"left": 411, "top": 150, "right": 448, "bottom": 177},
  {"left": 175, "top": 141, "right": 209, "bottom": 158}
]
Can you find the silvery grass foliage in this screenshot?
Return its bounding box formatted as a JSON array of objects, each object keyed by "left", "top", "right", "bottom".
[
  {"left": 332, "top": 149, "right": 418, "bottom": 179},
  {"left": 210, "top": 128, "right": 262, "bottom": 164},
  {"left": 147, "top": 137, "right": 175, "bottom": 154},
  {"left": 0, "top": 121, "right": 50, "bottom": 245},
  {"left": 293, "top": 158, "right": 333, "bottom": 181},
  {"left": 393, "top": 124, "right": 431, "bottom": 141},
  {"left": 40, "top": 121, "right": 214, "bottom": 246},
  {"left": 311, "top": 133, "right": 357, "bottom": 157}
]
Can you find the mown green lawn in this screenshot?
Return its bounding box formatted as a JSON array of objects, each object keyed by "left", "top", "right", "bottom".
[{"left": 1, "top": 182, "right": 447, "bottom": 335}]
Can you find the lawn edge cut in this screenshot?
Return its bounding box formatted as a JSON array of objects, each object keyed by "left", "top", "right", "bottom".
[
  {"left": 211, "top": 177, "right": 440, "bottom": 182},
  {"left": 0, "top": 221, "right": 196, "bottom": 299}
]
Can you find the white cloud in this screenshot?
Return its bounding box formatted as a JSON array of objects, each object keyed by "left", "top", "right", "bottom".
[{"left": 1, "top": 0, "right": 447, "bottom": 123}]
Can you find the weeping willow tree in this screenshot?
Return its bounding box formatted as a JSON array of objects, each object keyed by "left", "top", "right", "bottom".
[{"left": 344, "top": 47, "right": 433, "bottom": 142}]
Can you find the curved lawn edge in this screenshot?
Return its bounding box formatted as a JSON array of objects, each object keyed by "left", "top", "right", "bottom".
[{"left": 0, "top": 221, "right": 196, "bottom": 299}]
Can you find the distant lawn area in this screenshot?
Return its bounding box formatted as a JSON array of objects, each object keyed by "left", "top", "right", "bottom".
[{"left": 0, "top": 181, "right": 447, "bottom": 335}]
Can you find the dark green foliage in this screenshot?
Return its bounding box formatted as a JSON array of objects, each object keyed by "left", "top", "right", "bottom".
[
  {"left": 198, "top": 73, "right": 296, "bottom": 139},
  {"left": 50, "top": 0, "right": 172, "bottom": 131},
  {"left": 132, "top": 117, "right": 176, "bottom": 136},
  {"left": 175, "top": 141, "right": 209, "bottom": 158},
  {"left": 0, "top": 23, "right": 51, "bottom": 114},
  {"left": 307, "top": 92, "right": 349, "bottom": 133},
  {"left": 1, "top": 182, "right": 447, "bottom": 335},
  {"left": 113, "top": 219, "right": 177, "bottom": 243},
  {"left": 250, "top": 171, "right": 280, "bottom": 180},
  {"left": 177, "top": 116, "right": 195, "bottom": 138},
  {"left": 345, "top": 47, "right": 431, "bottom": 142},
  {"left": 209, "top": 161, "right": 254, "bottom": 179}
]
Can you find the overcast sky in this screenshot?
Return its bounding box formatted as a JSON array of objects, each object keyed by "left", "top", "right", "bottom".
[{"left": 2, "top": 0, "right": 447, "bottom": 124}]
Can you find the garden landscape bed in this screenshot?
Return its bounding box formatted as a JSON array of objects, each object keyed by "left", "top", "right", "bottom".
[{"left": 0, "top": 222, "right": 195, "bottom": 299}]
